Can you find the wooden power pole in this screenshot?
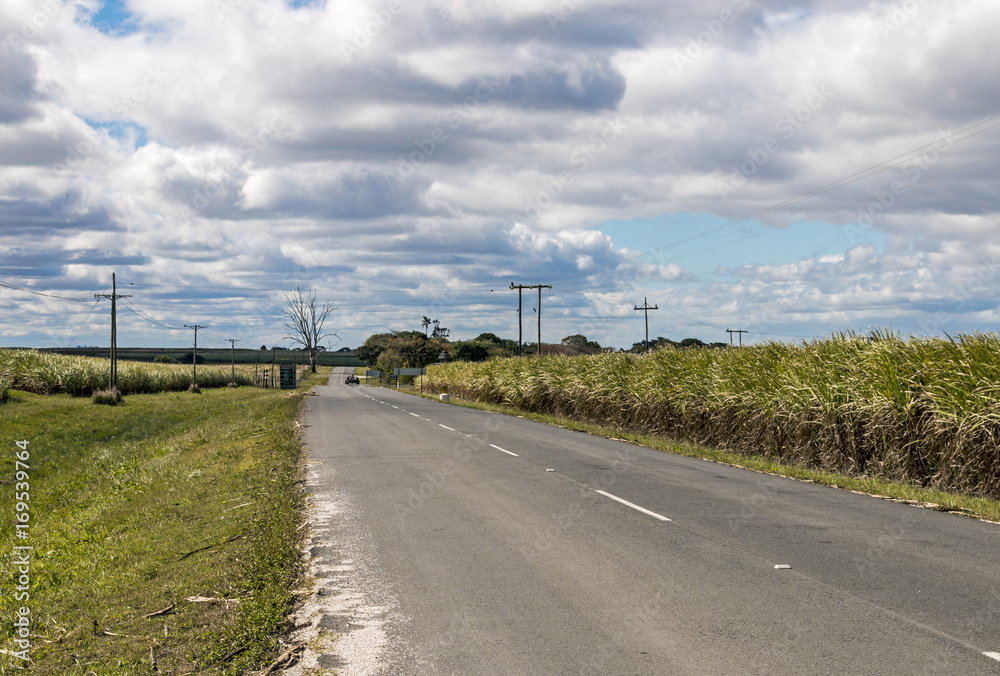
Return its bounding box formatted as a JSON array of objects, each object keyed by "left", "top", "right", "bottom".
[
  {"left": 510, "top": 283, "right": 551, "bottom": 356},
  {"left": 94, "top": 272, "right": 132, "bottom": 391},
  {"left": 226, "top": 338, "right": 240, "bottom": 383},
  {"left": 726, "top": 329, "right": 748, "bottom": 347},
  {"left": 184, "top": 324, "right": 205, "bottom": 388},
  {"left": 633, "top": 297, "right": 659, "bottom": 352}
]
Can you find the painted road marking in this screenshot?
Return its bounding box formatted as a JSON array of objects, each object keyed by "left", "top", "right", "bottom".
[
  {"left": 489, "top": 444, "right": 519, "bottom": 457},
  {"left": 595, "top": 490, "right": 671, "bottom": 522},
  {"left": 984, "top": 652, "right": 1000, "bottom": 663},
  {"left": 409, "top": 412, "right": 420, "bottom": 417},
  {"left": 392, "top": 406, "right": 399, "bottom": 409},
  {"left": 439, "top": 424, "right": 456, "bottom": 431}
]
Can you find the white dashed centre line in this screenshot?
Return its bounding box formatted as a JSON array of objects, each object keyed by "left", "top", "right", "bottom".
[
  {"left": 392, "top": 406, "right": 399, "bottom": 409},
  {"left": 489, "top": 444, "right": 519, "bottom": 457},
  {"left": 409, "top": 412, "right": 420, "bottom": 417},
  {"left": 439, "top": 424, "right": 456, "bottom": 431},
  {"left": 595, "top": 490, "right": 671, "bottom": 522},
  {"left": 984, "top": 652, "right": 1000, "bottom": 663}
]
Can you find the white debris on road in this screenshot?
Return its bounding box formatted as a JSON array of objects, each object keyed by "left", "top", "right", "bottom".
[{"left": 282, "top": 465, "right": 401, "bottom": 675}]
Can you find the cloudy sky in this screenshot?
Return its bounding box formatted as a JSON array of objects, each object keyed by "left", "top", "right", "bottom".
[{"left": 2, "top": 0, "right": 999, "bottom": 350}]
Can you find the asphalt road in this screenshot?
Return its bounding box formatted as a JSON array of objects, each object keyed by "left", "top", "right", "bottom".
[{"left": 299, "top": 367, "right": 1000, "bottom": 675}]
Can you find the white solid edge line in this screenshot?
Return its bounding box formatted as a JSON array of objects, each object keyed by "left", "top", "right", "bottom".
[
  {"left": 984, "top": 652, "right": 1000, "bottom": 662},
  {"left": 439, "top": 424, "right": 456, "bottom": 431},
  {"left": 595, "top": 490, "right": 671, "bottom": 522},
  {"left": 489, "top": 444, "right": 519, "bottom": 457}
]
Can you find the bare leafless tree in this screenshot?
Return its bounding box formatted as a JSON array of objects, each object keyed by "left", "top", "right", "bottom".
[{"left": 282, "top": 286, "right": 338, "bottom": 373}]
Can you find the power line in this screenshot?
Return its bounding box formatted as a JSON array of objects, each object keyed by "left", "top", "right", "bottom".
[
  {"left": 0, "top": 280, "right": 95, "bottom": 301},
  {"left": 656, "top": 148, "right": 1000, "bottom": 269},
  {"left": 65, "top": 291, "right": 107, "bottom": 347},
  {"left": 547, "top": 113, "right": 1000, "bottom": 287},
  {"left": 118, "top": 299, "right": 184, "bottom": 331}
]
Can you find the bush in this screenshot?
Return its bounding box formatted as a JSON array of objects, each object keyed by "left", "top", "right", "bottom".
[
  {"left": 92, "top": 388, "right": 123, "bottom": 406},
  {"left": 153, "top": 355, "right": 180, "bottom": 364}
]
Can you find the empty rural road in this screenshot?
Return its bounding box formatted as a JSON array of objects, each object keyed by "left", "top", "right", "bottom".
[{"left": 294, "top": 367, "right": 1000, "bottom": 675}]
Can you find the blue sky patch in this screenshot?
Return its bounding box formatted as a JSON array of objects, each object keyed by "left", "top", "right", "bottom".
[
  {"left": 597, "top": 212, "right": 887, "bottom": 281},
  {"left": 84, "top": 119, "right": 149, "bottom": 149},
  {"left": 86, "top": 0, "right": 139, "bottom": 36}
]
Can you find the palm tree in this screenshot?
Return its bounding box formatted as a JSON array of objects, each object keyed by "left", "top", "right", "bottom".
[{"left": 421, "top": 316, "right": 432, "bottom": 336}]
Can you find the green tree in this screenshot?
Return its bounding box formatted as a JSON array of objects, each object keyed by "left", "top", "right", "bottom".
[
  {"left": 373, "top": 331, "right": 443, "bottom": 374},
  {"left": 356, "top": 332, "right": 394, "bottom": 368},
  {"left": 450, "top": 340, "right": 490, "bottom": 362}
]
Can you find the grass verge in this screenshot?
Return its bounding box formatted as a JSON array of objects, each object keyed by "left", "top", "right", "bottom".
[
  {"left": 405, "top": 390, "right": 1000, "bottom": 524},
  {"left": 0, "top": 369, "right": 330, "bottom": 674}
]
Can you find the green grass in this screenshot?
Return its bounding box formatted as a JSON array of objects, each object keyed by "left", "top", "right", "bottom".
[
  {"left": 405, "top": 390, "right": 1000, "bottom": 523},
  {"left": 0, "top": 369, "right": 329, "bottom": 674}
]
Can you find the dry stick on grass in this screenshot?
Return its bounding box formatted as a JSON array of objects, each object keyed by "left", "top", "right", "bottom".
[
  {"left": 177, "top": 533, "right": 244, "bottom": 561},
  {"left": 141, "top": 604, "right": 175, "bottom": 619},
  {"left": 259, "top": 642, "right": 307, "bottom": 675}
]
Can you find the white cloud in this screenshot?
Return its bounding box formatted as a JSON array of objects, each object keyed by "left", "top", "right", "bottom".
[{"left": 1, "top": 0, "right": 999, "bottom": 349}]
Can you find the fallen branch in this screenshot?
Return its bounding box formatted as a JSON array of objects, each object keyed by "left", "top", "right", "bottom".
[
  {"left": 185, "top": 595, "right": 242, "bottom": 607},
  {"left": 141, "top": 604, "right": 175, "bottom": 619},
  {"left": 259, "top": 642, "right": 307, "bottom": 675},
  {"left": 177, "top": 533, "right": 244, "bottom": 560}
]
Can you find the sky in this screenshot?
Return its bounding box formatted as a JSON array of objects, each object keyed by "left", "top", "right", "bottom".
[{"left": 2, "top": 0, "right": 999, "bottom": 350}]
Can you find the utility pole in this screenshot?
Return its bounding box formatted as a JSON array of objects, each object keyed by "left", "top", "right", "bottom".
[
  {"left": 226, "top": 338, "right": 240, "bottom": 383},
  {"left": 726, "top": 329, "right": 748, "bottom": 347},
  {"left": 510, "top": 283, "right": 523, "bottom": 356},
  {"left": 633, "top": 297, "right": 659, "bottom": 352},
  {"left": 94, "top": 272, "right": 132, "bottom": 391},
  {"left": 184, "top": 324, "right": 205, "bottom": 388},
  {"left": 510, "top": 283, "right": 551, "bottom": 356}
]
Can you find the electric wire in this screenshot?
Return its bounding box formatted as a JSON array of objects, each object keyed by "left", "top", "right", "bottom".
[{"left": 0, "top": 280, "right": 95, "bottom": 301}]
